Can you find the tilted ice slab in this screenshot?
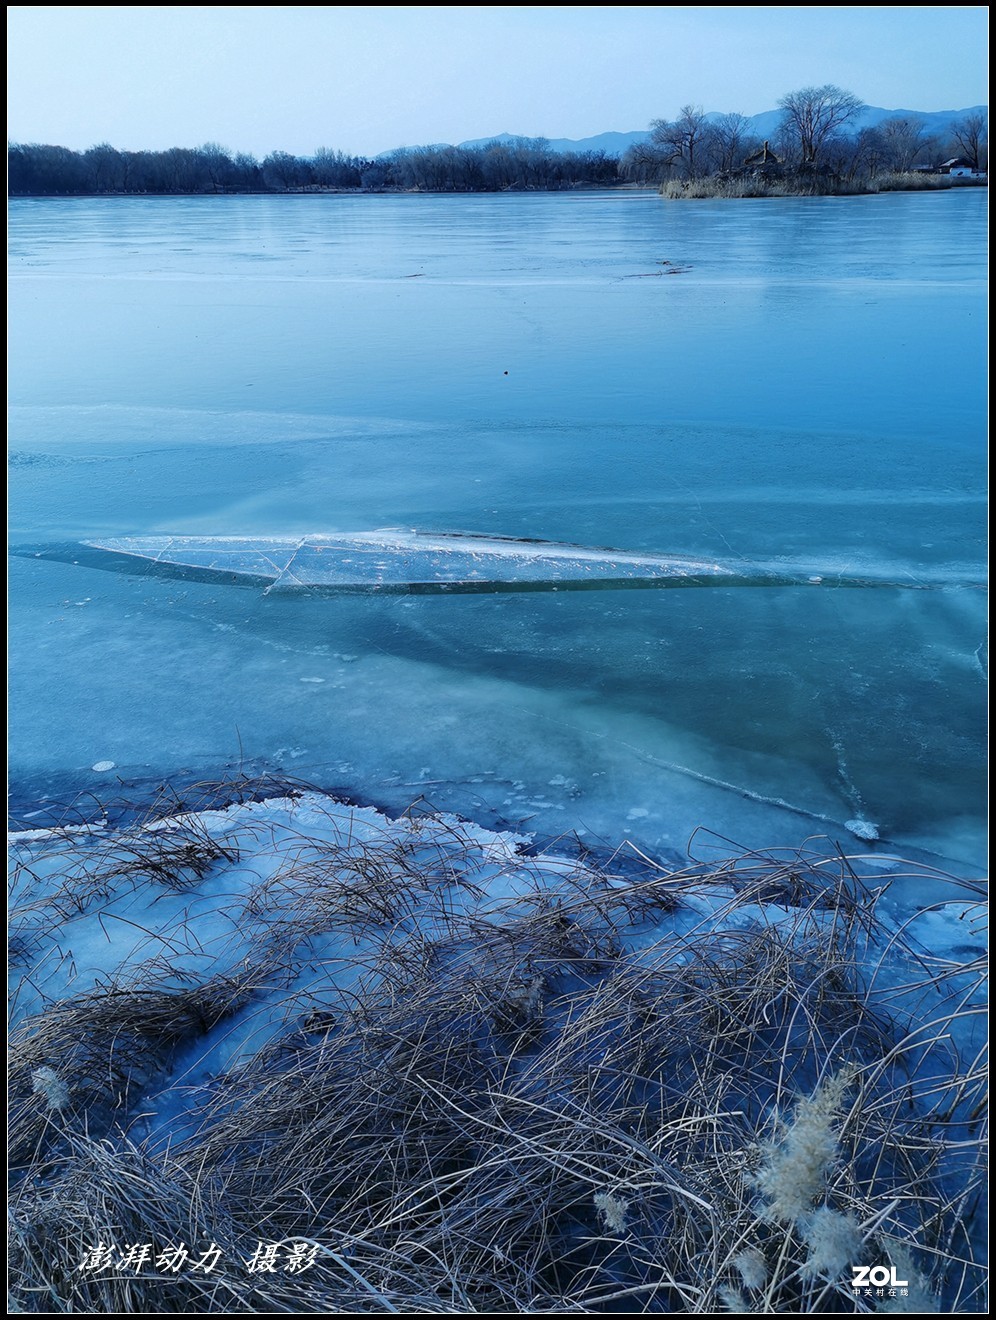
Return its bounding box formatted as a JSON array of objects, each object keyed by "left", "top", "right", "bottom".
[{"left": 65, "top": 529, "right": 982, "bottom": 595}]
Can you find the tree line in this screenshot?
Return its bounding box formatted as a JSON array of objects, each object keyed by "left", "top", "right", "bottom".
[
  {"left": 7, "top": 90, "right": 987, "bottom": 196},
  {"left": 7, "top": 137, "right": 620, "bottom": 196}
]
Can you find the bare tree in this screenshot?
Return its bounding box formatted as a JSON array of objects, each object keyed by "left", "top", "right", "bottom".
[
  {"left": 232, "top": 152, "right": 261, "bottom": 190},
  {"left": 838, "top": 127, "right": 885, "bottom": 181},
  {"left": 312, "top": 147, "right": 363, "bottom": 188},
  {"left": 710, "top": 112, "right": 759, "bottom": 172},
  {"left": 83, "top": 143, "right": 124, "bottom": 192},
  {"left": 161, "top": 146, "right": 208, "bottom": 193},
  {"left": 650, "top": 105, "right": 713, "bottom": 179},
  {"left": 360, "top": 160, "right": 390, "bottom": 190},
  {"left": 621, "top": 138, "right": 678, "bottom": 184},
  {"left": 262, "top": 150, "right": 310, "bottom": 190},
  {"left": 949, "top": 112, "right": 988, "bottom": 169},
  {"left": 777, "top": 85, "right": 864, "bottom": 165},
  {"left": 878, "top": 116, "right": 929, "bottom": 172},
  {"left": 199, "top": 142, "right": 233, "bottom": 191}
]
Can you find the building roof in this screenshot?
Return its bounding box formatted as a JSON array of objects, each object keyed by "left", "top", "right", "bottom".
[{"left": 743, "top": 141, "right": 780, "bottom": 167}]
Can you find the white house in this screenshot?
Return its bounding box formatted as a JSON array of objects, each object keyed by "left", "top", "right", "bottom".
[{"left": 939, "top": 157, "right": 984, "bottom": 178}]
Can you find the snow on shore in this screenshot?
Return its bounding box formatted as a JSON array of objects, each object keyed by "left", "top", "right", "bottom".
[{"left": 8, "top": 789, "right": 988, "bottom": 1313}]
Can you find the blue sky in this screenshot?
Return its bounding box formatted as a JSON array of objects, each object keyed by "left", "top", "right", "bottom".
[{"left": 6, "top": 5, "right": 988, "bottom": 158}]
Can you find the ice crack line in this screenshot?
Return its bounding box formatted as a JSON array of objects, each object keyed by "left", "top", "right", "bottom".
[{"left": 513, "top": 708, "right": 838, "bottom": 829}]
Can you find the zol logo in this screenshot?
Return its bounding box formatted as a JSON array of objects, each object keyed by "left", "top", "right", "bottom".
[{"left": 851, "top": 1265, "right": 909, "bottom": 1289}]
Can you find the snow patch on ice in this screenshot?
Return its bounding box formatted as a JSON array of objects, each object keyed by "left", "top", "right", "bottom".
[{"left": 846, "top": 818, "right": 880, "bottom": 841}]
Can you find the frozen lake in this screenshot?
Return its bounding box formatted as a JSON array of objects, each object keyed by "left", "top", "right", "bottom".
[{"left": 7, "top": 189, "right": 988, "bottom": 875}]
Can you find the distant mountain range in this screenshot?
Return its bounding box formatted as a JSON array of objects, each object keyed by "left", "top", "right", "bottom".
[{"left": 446, "top": 105, "right": 986, "bottom": 157}]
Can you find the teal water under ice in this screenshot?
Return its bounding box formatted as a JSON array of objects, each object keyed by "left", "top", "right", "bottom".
[{"left": 7, "top": 190, "right": 988, "bottom": 872}]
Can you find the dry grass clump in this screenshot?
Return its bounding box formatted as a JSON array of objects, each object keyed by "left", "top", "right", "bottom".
[
  {"left": 8, "top": 1133, "right": 353, "bottom": 1314},
  {"left": 866, "top": 171, "right": 987, "bottom": 193},
  {"left": 659, "top": 172, "right": 984, "bottom": 199},
  {"left": 7, "top": 796, "right": 988, "bottom": 1313},
  {"left": 9, "top": 978, "right": 253, "bottom": 1171},
  {"left": 659, "top": 175, "right": 865, "bottom": 199}
]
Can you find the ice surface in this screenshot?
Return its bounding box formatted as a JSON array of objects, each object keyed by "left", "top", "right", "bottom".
[{"left": 8, "top": 191, "right": 988, "bottom": 874}]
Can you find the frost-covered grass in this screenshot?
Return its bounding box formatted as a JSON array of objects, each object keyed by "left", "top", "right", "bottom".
[{"left": 8, "top": 783, "right": 988, "bottom": 1312}]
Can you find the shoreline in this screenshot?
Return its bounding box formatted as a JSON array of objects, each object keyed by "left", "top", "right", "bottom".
[
  {"left": 9, "top": 781, "right": 987, "bottom": 1312},
  {"left": 8, "top": 757, "right": 987, "bottom": 895},
  {"left": 8, "top": 182, "right": 643, "bottom": 198},
  {"left": 8, "top": 176, "right": 987, "bottom": 200}
]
